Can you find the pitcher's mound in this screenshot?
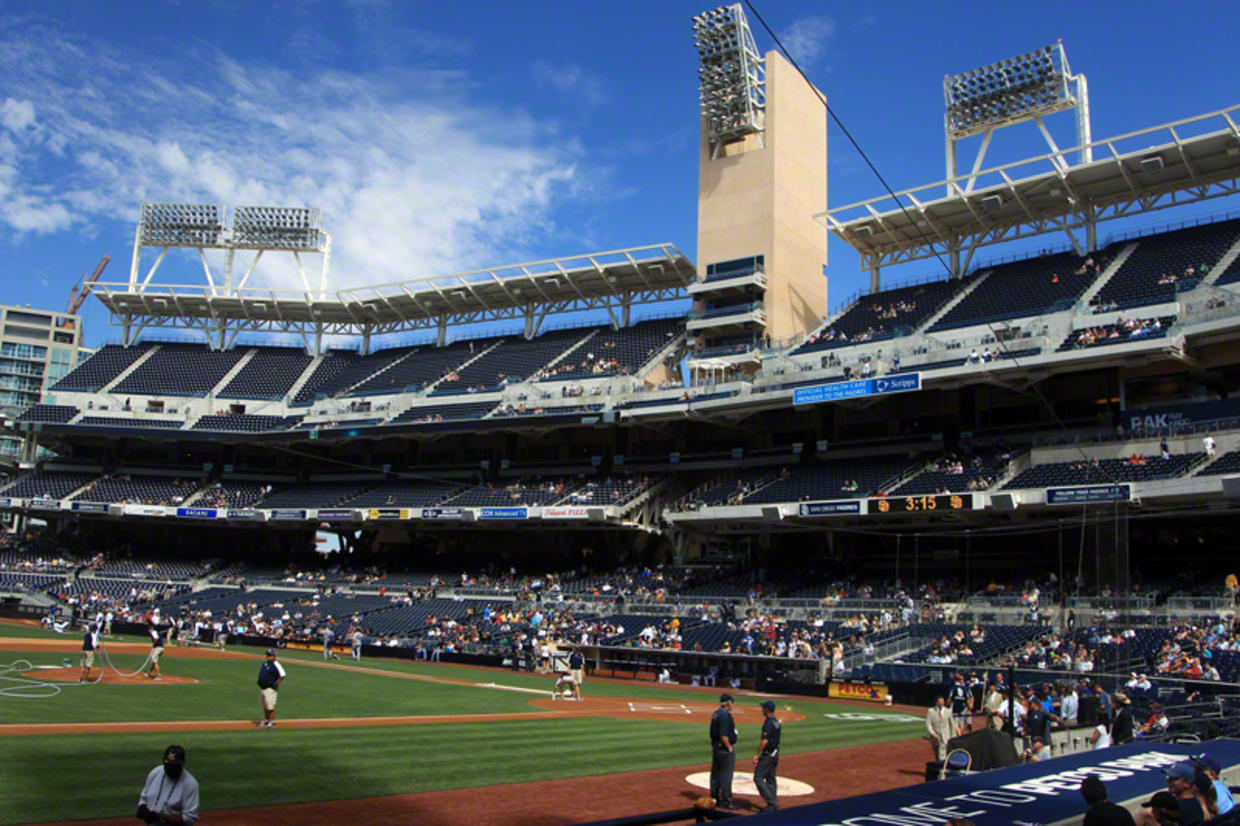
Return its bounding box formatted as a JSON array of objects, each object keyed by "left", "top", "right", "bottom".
[
  {"left": 24, "top": 668, "right": 198, "bottom": 685},
  {"left": 529, "top": 694, "right": 805, "bottom": 723}
]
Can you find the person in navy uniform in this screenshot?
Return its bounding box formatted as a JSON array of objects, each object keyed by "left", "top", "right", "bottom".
[
  {"left": 568, "top": 648, "right": 585, "bottom": 686},
  {"left": 709, "top": 692, "right": 738, "bottom": 810},
  {"left": 949, "top": 673, "right": 972, "bottom": 732},
  {"left": 752, "top": 700, "right": 781, "bottom": 812}
]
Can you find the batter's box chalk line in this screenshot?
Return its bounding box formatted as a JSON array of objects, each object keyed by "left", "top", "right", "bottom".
[{"left": 627, "top": 702, "right": 693, "bottom": 714}]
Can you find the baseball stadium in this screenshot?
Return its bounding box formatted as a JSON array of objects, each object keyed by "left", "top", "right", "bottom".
[{"left": 3, "top": 3, "right": 1240, "bottom": 825}]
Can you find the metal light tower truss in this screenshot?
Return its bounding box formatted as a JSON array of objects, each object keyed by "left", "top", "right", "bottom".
[
  {"left": 945, "top": 43, "right": 1091, "bottom": 196},
  {"left": 819, "top": 105, "right": 1240, "bottom": 283},
  {"left": 92, "top": 244, "right": 696, "bottom": 355},
  {"left": 693, "top": 3, "right": 765, "bottom": 157},
  {"left": 126, "top": 202, "right": 331, "bottom": 348}
]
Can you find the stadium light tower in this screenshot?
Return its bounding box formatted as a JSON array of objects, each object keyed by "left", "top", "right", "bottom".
[
  {"left": 693, "top": 3, "right": 765, "bottom": 159},
  {"left": 944, "top": 42, "right": 1090, "bottom": 194}
]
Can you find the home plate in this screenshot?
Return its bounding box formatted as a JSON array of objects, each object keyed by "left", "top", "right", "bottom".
[{"left": 685, "top": 771, "right": 814, "bottom": 797}]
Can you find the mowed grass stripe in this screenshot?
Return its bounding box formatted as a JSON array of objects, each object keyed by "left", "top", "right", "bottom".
[{"left": 1, "top": 715, "right": 919, "bottom": 824}]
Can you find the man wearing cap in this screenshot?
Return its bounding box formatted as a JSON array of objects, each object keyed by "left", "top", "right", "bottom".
[
  {"left": 1162, "top": 761, "right": 1206, "bottom": 825},
  {"left": 752, "top": 700, "right": 781, "bottom": 812},
  {"left": 79, "top": 623, "right": 99, "bottom": 683},
  {"left": 136, "top": 744, "right": 199, "bottom": 824},
  {"left": 1193, "top": 754, "right": 1235, "bottom": 815},
  {"left": 709, "top": 693, "right": 738, "bottom": 810},
  {"left": 257, "top": 648, "right": 286, "bottom": 728},
  {"left": 1111, "top": 693, "right": 1134, "bottom": 745},
  {"left": 1080, "top": 774, "right": 1135, "bottom": 826}
]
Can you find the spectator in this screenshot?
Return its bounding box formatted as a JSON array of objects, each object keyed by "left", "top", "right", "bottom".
[{"left": 1080, "top": 774, "right": 1135, "bottom": 826}]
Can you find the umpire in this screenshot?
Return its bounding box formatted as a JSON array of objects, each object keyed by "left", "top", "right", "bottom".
[
  {"left": 752, "top": 700, "right": 781, "bottom": 811},
  {"left": 709, "top": 692, "right": 738, "bottom": 810}
]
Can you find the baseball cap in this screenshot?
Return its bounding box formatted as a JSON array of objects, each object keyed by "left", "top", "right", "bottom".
[
  {"left": 1162, "top": 761, "right": 1195, "bottom": 781},
  {"left": 760, "top": 700, "right": 776, "bottom": 712},
  {"left": 1192, "top": 753, "right": 1222, "bottom": 775},
  {"left": 163, "top": 745, "right": 186, "bottom": 765},
  {"left": 719, "top": 692, "right": 734, "bottom": 703},
  {"left": 266, "top": 648, "right": 277, "bottom": 656},
  {"left": 1142, "top": 790, "right": 1181, "bottom": 814}
]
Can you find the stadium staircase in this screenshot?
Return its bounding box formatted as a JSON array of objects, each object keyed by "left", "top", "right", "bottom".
[
  {"left": 283, "top": 355, "right": 331, "bottom": 405},
  {"left": 208, "top": 349, "right": 259, "bottom": 397},
  {"left": 539, "top": 328, "right": 598, "bottom": 374},
  {"left": 420, "top": 339, "right": 505, "bottom": 394},
  {"left": 99, "top": 345, "right": 161, "bottom": 396},
  {"left": 1202, "top": 234, "right": 1240, "bottom": 286},
  {"left": 637, "top": 326, "right": 687, "bottom": 378},
  {"left": 917, "top": 270, "right": 992, "bottom": 331},
  {"left": 1075, "top": 242, "right": 1139, "bottom": 307}
]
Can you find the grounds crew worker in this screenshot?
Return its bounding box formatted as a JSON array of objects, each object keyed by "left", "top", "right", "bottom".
[
  {"left": 752, "top": 700, "right": 781, "bottom": 812},
  {"left": 709, "top": 692, "right": 738, "bottom": 810},
  {"left": 257, "top": 648, "right": 286, "bottom": 728}
]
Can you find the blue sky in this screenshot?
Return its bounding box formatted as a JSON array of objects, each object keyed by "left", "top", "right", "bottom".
[{"left": 2, "top": 0, "right": 1238, "bottom": 349}]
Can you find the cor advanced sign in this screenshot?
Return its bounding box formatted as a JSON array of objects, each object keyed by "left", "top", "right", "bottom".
[{"left": 793, "top": 373, "right": 921, "bottom": 405}]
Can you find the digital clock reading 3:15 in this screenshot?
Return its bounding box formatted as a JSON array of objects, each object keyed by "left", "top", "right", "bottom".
[{"left": 870, "top": 494, "right": 972, "bottom": 514}]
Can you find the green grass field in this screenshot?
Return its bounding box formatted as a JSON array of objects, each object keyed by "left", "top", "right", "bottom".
[{"left": 0, "top": 622, "right": 923, "bottom": 824}]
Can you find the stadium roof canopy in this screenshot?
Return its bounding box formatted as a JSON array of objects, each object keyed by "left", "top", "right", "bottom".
[
  {"left": 90, "top": 244, "right": 695, "bottom": 350},
  {"left": 821, "top": 104, "right": 1240, "bottom": 280}
]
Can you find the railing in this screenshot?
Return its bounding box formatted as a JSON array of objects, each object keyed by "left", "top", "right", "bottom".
[{"left": 688, "top": 302, "right": 764, "bottom": 321}]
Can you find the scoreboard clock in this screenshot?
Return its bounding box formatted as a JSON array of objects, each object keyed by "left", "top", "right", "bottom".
[{"left": 869, "top": 494, "right": 974, "bottom": 514}]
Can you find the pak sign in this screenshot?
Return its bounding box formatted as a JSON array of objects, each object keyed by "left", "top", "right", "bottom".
[
  {"left": 793, "top": 373, "right": 921, "bottom": 405},
  {"left": 1047, "top": 484, "right": 1132, "bottom": 505},
  {"left": 175, "top": 507, "right": 219, "bottom": 519},
  {"left": 542, "top": 506, "right": 589, "bottom": 519},
  {"left": 421, "top": 508, "right": 464, "bottom": 520},
  {"left": 797, "top": 500, "right": 862, "bottom": 517},
  {"left": 480, "top": 507, "right": 528, "bottom": 520}
]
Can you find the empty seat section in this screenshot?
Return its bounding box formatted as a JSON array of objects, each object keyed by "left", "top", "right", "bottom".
[
  {"left": 930, "top": 249, "right": 1112, "bottom": 332},
  {"left": 351, "top": 340, "right": 490, "bottom": 396},
  {"left": 796, "top": 280, "right": 963, "bottom": 354},
  {"left": 1004, "top": 453, "right": 1207, "bottom": 489},
  {"left": 1091, "top": 220, "right": 1240, "bottom": 310},
  {"left": 255, "top": 480, "right": 376, "bottom": 508},
  {"left": 189, "top": 414, "right": 303, "bottom": 432},
  {"left": 290, "top": 351, "right": 362, "bottom": 406},
  {"left": 433, "top": 330, "right": 589, "bottom": 395},
  {"left": 1198, "top": 450, "right": 1240, "bottom": 477},
  {"left": 344, "top": 481, "right": 463, "bottom": 507},
  {"left": 50, "top": 344, "right": 153, "bottom": 392},
  {"left": 113, "top": 344, "right": 247, "bottom": 397},
  {"left": 392, "top": 401, "right": 496, "bottom": 423},
  {"left": 744, "top": 455, "right": 911, "bottom": 504},
  {"left": 0, "top": 470, "right": 98, "bottom": 499},
  {"left": 75, "top": 417, "right": 183, "bottom": 429},
  {"left": 540, "top": 319, "right": 683, "bottom": 381},
  {"left": 218, "top": 348, "right": 313, "bottom": 399},
  {"left": 443, "top": 477, "right": 583, "bottom": 507},
  {"left": 305, "top": 347, "right": 416, "bottom": 400},
  {"left": 72, "top": 474, "right": 201, "bottom": 505},
  {"left": 17, "top": 405, "right": 77, "bottom": 423},
  {"left": 195, "top": 482, "right": 277, "bottom": 509}
]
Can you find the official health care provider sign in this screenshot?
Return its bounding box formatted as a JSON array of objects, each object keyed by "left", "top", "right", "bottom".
[
  {"left": 751, "top": 741, "right": 1240, "bottom": 826},
  {"left": 1047, "top": 484, "right": 1132, "bottom": 505},
  {"left": 793, "top": 373, "right": 921, "bottom": 406},
  {"left": 479, "top": 507, "right": 528, "bottom": 520}
]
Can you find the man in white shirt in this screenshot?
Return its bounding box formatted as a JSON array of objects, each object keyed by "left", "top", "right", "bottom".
[
  {"left": 1089, "top": 719, "right": 1112, "bottom": 750},
  {"left": 1204, "top": 434, "right": 1217, "bottom": 458},
  {"left": 137, "top": 745, "right": 199, "bottom": 825},
  {"left": 1060, "top": 687, "right": 1079, "bottom": 726}
]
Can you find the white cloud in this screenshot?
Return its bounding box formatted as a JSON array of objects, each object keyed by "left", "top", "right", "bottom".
[
  {"left": 0, "top": 26, "right": 579, "bottom": 292},
  {"left": 1, "top": 98, "right": 35, "bottom": 132},
  {"left": 532, "top": 61, "right": 607, "bottom": 108},
  {"left": 779, "top": 16, "right": 836, "bottom": 66}
]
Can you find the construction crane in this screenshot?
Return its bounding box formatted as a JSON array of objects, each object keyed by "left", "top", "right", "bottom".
[{"left": 67, "top": 255, "right": 110, "bottom": 316}]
